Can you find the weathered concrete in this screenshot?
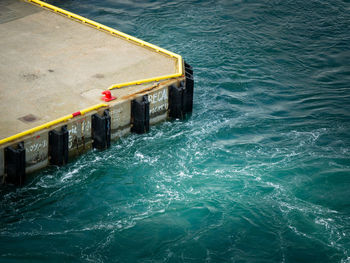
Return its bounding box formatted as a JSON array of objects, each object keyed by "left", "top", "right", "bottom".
[
  {"left": 0, "top": 0, "right": 189, "bottom": 181},
  {"left": 0, "top": 0, "right": 178, "bottom": 140}
]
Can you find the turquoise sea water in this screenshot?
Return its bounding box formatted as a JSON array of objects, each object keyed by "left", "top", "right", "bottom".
[{"left": 1, "top": 0, "right": 350, "bottom": 262}]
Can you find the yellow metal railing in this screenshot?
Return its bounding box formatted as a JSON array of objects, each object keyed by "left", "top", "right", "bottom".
[{"left": 0, "top": 0, "right": 184, "bottom": 146}]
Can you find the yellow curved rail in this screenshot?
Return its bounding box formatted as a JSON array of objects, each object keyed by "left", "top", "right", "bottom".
[
  {"left": 0, "top": 103, "right": 108, "bottom": 145},
  {"left": 28, "top": 0, "right": 184, "bottom": 90}
]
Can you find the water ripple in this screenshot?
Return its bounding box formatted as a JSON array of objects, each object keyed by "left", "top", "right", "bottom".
[{"left": 1, "top": 0, "right": 350, "bottom": 262}]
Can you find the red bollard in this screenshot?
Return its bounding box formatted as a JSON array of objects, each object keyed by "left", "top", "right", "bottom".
[{"left": 101, "top": 90, "right": 116, "bottom": 102}]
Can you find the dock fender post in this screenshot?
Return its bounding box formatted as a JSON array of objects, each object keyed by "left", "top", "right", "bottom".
[
  {"left": 92, "top": 110, "right": 111, "bottom": 150},
  {"left": 169, "top": 84, "right": 185, "bottom": 119},
  {"left": 105, "top": 110, "right": 111, "bottom": 148},
  {"left": 49, "top": 125, "right": 69, "bottom": 166},
  {"left": 184, "top": 61, "right": 193, "bottom": 76},
  {"left": 4, "top": 142, "right": 26, "bottom": 185},
  {"left": 184, "top": 61, "right": 194, "bottom": 113},
  {"left": 131, "top": 95, "right": 150, "bottom": 134}
]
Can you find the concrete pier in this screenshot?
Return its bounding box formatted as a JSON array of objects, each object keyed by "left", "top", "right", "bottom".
[{"left": 0, "top": 0, "right": 193, "bottom": 184}]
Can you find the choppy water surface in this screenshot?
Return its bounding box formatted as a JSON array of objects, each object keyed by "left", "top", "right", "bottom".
[{"left": 1, "top": 0, "right": 350, "bottom": 262}]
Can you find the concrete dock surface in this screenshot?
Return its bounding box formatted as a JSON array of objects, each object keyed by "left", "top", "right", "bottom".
[
  {"left": 0, "top": 0, "right": 193, "bottom": 184},
  {"left": 0, "top": 0, "right": 178, "bottom": 140}
]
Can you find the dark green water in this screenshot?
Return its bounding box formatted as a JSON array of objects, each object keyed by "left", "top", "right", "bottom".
[{"left": 1, "top": 0, "right": 350, "bottom": 262}]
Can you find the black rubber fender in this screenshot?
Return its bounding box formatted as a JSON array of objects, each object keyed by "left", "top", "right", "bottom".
[
  {"left": 131, "top": 95, "right": 150, "bottom": 134},
  {"left": 184, "top": 61, "right": 193, "bottom": 76},
  {"left": 169, "top": 84, "right": 185, "bottom": 119},
  {"left": 49, "top": 125, "right": 68, "bottom": 165},
  {"left": 92, "top": 109, "right": 111, "bottom": 150},
  {"left": 184, "top": 73, "right": 194, "bottom": 113},
  {"left": 4, "top": 142, "right": 26, "bottom": 185}
]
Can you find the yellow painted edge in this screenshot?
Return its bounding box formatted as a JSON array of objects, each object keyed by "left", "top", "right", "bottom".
[
  {"left": 0, "top": 103, "right": 108, "bottom": 146},
  {"left": 80, "top": 103, "right": 108, "bottom": 115},
  {"left": 0, "top": 0, "right": 185, "bottom": 146},
  {"left": 27, "top": 0, "right": 184, "bottom": 85},
  {"left": 108, "top": 72, "right": 182, "bottom": 90}
]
